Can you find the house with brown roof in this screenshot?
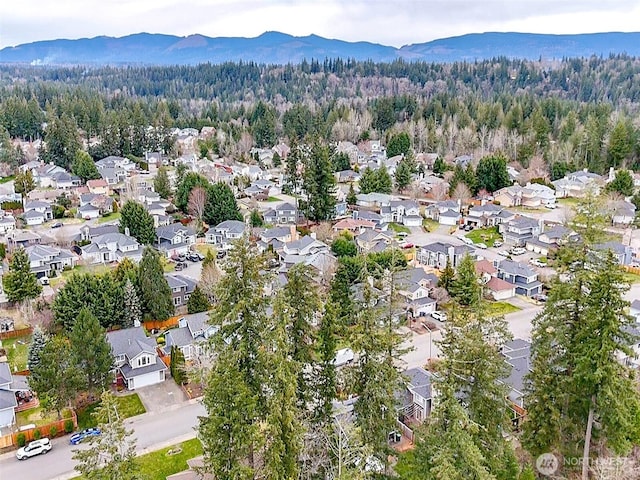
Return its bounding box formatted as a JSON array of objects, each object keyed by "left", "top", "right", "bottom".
[{"left": 87, "top": 179, "right": 110, "bottom": 195}]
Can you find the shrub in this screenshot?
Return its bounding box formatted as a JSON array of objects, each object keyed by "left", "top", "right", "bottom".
[
  {"left": 33, "top": 429, "right": 42, "bottom": 440},
  {"left": 64, "top": 419, "right": 74, "bottom": 433},
  {"left": 17, "top": 433, "right": 26, "bottom": 447},
  {"left": 49, "top": 426, "right": 58, "bottom": 438},
  {"left": 156, "top": 336, "right": 166, "bottom": 345}
]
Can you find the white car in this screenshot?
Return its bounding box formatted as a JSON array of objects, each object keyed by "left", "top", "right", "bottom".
[
  {"left": 476, "top": 243, "right": 488, "bottom": 249},
  {"left": 16, "top": 438, "right": 52, "bottom": 460},
  {"left": 530, "top": 259, "right": 546, "bottom": 267},
  {"left": 493, "top": 241, "right": 503, "bottom": 248},
  {"left": 431, "top": 311, "right": 448, "bottom": 322},
  {"left": 545, "top": 203, "right": 557, "bottom": 209},
  {"left": 461, "top": 237, "right": 474, "bottom": 245},
  {"left": 510, "top": 247, "right": 526, "bottom": 255}
]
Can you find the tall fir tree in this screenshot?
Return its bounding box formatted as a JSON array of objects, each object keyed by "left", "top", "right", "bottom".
[
  {"left": 346, "top": 182, "right": 357, "bottom": 206},
  {"left": 71, "top": 150, "right": 101, "bottom": 183},
  {"left": 2, "top": 247, "right": 42, "bottom": 303},
  {"left": 119, "top": 200, "right": 156, "bottom": 245},
  {"left": 449, "top": 254, "right": 483, "bottom": 307},
  {"left": 138, "top": 247, "right": 174, "bottom": 321},
  {"left": 70, "top": 308, "right": 113, "bottom": 395},
  {"left": 203, "top": 182, "right": 243, "bottom": 227},
  {"left": 122, "top": 278, "right": 141, "bottom": 327},
  {"left": 73, "top": 391, "right": 139, "bottom": 480},
  {"left": 27, "top": 326, "right": 48, "bottom": 371},
  {"left": 394, "top": 159, "right": 413, "bottom": 192},
  {"left": 303, "top": 142, "right": 337, "bottom": 222},
  {"left": 153, "top": 166, "right": 172, "bottom": 199},
  {"left": 187, "top": 286, "right": 210, "bottom": 314}
]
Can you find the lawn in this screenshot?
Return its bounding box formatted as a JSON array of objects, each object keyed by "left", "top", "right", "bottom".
[
  {"left": 0, "top": 175, "right": 15, "bottom": 184},
  {"left": 388, "top": 222, "right": 411, "bottom": 235},
  {"left": 485, "top": 301, "right": 521, "bottom": 316},
  {"left": 622, "top": 271, "right": 640, "bottom": 284},
  {"left": 194, "top": 244, "right": 215, "bottom": 256},
  {"left": 557, "top": 197, "right": 581, "bottom": 207},
  {"left": 16, "top": 406, "right": 73, "bottom": 428},
  {"left": 96, "top": 212, "right": 121, "bottom": 224},
  {"left": 266, "top": 196, "right": 281, "bottom": 202},
  {"left": 465, "top": 226, "right": 502, "bottom": 247},
  {"left": 136, "top": 438, "right": 203, "bottom": 480},
  {"left": 2, "top": 334, "right": 31, "bottom": 371},
  {"left": 76, "top": 393, "right": 146, "bottom": 429},
  {"left": 50, "top": 264, "right": 112, "bottom": 287},
  {"left": 422, "top": 218, "right": 439, "bottom": 232}
]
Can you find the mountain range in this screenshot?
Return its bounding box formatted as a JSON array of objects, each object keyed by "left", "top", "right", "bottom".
[{"left": 1, "top": 31, "right": 640, "bottom": 66}]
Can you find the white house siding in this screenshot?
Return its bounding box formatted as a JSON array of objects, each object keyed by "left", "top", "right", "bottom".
[
  {"left": 0, "top": 408, "right": 15, "bottom": 430},
  {"left": 127, "top": 370, "right": 165, "bottom": 390}
]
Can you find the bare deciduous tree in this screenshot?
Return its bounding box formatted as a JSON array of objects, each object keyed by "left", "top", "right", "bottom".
[
  {"left": 188, "top": 186, "right": 207, "bottom": 229},
  {"left": 451, "top": 182, "right": 472, "bottom": 204},
  {"left": 313, "top": 222, "right": 335, "bottom": 243},
  {"left": 430, "top": 181, "right": 449, "bottom": 201},
  {"left": 199, "top": 261, "right": 222, "bottom": 302}
]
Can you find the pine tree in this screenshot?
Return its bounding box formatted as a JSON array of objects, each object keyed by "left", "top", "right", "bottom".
[
  {"left": 249, "top": 209, "right": 263, "bottom": 227},
  {"left": 170, "top": 345, "right": 187, "bottom": 385},
  {"left": 285, "top": 139, "right": 304, "bottom": 194},
  {"left": 73, "top": 391, "right": 139, "bottom": 480},
  {"left": 203, "top": 182, "right": 242, "bottom": 226},
  {"left": 449, "top": 254, "right": 483, "bottom": 307},
  {"left": 606, "top": 169, "right": 634, "bottom": 196},
  {"left": 70, "top": 308, "right": 113, "bottom": 395},
  {"left": 14, "top": 169, "right": 35, "bottom": 195},
  {"left": 27, "top": 326, "right": 48, "bottom": 371},
  {"left": 394, "top": 159, "right": 413, "bottom": 192},
  {"left": 303, "top": 142, "right": 337, "bottom": 222},
  {"left": 187, "top": 286, "right": 210, "bottom": 314},
  {"left": 71, "top": 150, "right": 101, "bottom": 183},
  {"left": 437, "top": 258, "right": 456, "bottom": 293},
  {"left": 314, "top": 301, "right": 338, "bottom": 423},
  {"left": 138, "top": 247, "right": 174, "bottom": 321},
  {"left": 153, "top": 166, "right": 172, "bottom": 199},
  {"left": 475, "top": 154, "right": 511, "bottom": 193},
  {"left": 119, "top": 200, "right": 156, "bottom": 245},
  {"left": 175, "top": 172, "right": 209, "bottom": 213},
  {"left": 346, "top": 182, "right": 357, "bottom": 206},
  {"left": 375, "top": 167, "right": 393, "bottom": 194},
  {"left": 2, "top": 247, "right": 42, "bottom": 303},
  {"left": 122, "top": 278, "right": 141, "bottom": 327}
]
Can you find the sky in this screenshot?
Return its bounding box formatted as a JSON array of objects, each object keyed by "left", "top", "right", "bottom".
[{"left": 1, "top": 0, "right": 639, "bottom": 49}]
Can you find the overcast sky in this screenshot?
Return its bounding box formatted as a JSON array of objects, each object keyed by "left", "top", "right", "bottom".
[{"left": 1, "top": 0, "right": 639, "bottom": 49}]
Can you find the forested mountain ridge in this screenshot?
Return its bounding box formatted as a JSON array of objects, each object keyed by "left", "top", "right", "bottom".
[{"left": 2, "top": 31, "right": 640, "bottom": 65}]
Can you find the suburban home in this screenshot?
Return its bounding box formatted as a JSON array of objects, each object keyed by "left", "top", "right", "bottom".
[
  {"left": 0, "top": 362, "right": 18, "bottom": 433},
  {"left": 417, "top": 242, "right": 475, "bottom": 269},
  {"left": 485, "top": 277, "right": 516, "bottom": 300},
  {"left": 593, "top": 241, "right": 634, "bottom": 266},
  {"left": 496, "top": 260, "right": 543, "bottom": 296},
  {"left": 258, "top": 226, "right": 296, "bottom": 251},
  {"left": 107, "top": 327, "right": 167, "bottom": 390},
  {"left": 86, "top": 179, "right": 110, "bottom": 195},
  {"left": 77, "top": 203, "right": 100, "bottom": 220},
  {"left": 499, "top": 216, "right": 542, "bottom": 246},
  {"left": 355, "top": 229, "right": 394, "bottom": 253},
  {"left": 5, "top": 230, "right": 42, "bottom": 250},
  {"left": 352, "top": 209, "right": 385, "bottom": 229},
  {"left": 263, "top": 202, "right": 298, "bottom": 225},
  {"left": 526, "top": 225, "right": 578, "bottom": 256},
  {"left": 465, "top": 203, "right": 506, "bottom": 227},
  {"left": 336, "top": 170, "right": 360, "bottom": 183},
  {"left": 156, "top": 224, "right": 196, "bottom": 258},
  {"left": 0, "top": 210, "right": 16, "bottom": 235},
  {"left": 25, "top": 244, "right": 77, "bottom": 279},
  {"left": 163, "top": 311, "right": 216, "bottom": 361},
  {"left": 81, "top": 232, "right": 143, "bottom": 264},
  {"left": 355, "top": 193, "right": 394, "bottom": 209},
  {"left": 165, "top": 273, "right": 197, "bottom": 309},
  {"left": 397, "top": 367, "right": 434, "bottom": 426},
  {"left": 206, "top": 220, "right": 246, "bottom": 249},
  {"left": 494, "top": 183, "right": 556, "bottom": 208},
  {"left": 279, "top": 251, "right": 338, "bottom": 286},
  {"left": 332, "top": 218, "right": 376, "bottom": 234},
  {"left": 424, "top": 200, "right": 461, "bottom": 226},
  {"left": 552, "top": 170, "right": 603, "bottom": 198},
  {"left": 78, "top": 224, "right": 119, "bottom": 243},
  {"left": 281, "top": 235, "right": 329, "bottom": 258},
  {"left": 23, "top": 200, "right": 53, "bottom": 226},
  {"left": 49, "top": 170, "right": 81, "bottom": 190},
  {"left": 616, "top": 323, "right": 640, "bottom": 368},
  {"left": 610, "top": 200, "right": 636, "bottom": 226},
  {"left": 501, "top": 338, "right": 532, "bottom": 425},
  {"left": 382, "top": 200, "right": 422, "bottom": 227},
  {"left": 395, "top": 268, "right": 438, "bottom": 317}
]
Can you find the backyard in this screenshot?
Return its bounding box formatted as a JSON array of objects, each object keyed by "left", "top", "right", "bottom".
[
  {"left": 16, "top": 406, "right": 73, "bottom": 428},
  {"left": 96, "top": 212, "right": 121, "bottom": 224},
  {"left": 1, "top": 333, "right": 31, "bottom": 371},
  {"left": 485, "top": 301, "right": 521, "bottom": 316},
  {"left": 76, "top": 393, "right": 146, "bottom": 429},
  {"left": 465, "top": 226, "right": 502, "bottom": 247}
]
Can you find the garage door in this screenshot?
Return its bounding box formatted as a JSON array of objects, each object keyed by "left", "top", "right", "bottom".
[{"left": 130, "top": 371, "right": 164, "bottom": 389}]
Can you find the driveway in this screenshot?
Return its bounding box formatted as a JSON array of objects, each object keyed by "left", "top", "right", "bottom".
[{"left": 133, "top": 379, "right": 188, "bottom": 414}]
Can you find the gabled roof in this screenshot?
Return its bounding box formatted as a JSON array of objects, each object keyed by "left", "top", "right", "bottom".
[
  {"left": 156, "top": 223, "right": 194, "bottom": 240},
  {"left": 261, "top": 226, "right": 291, "bottom": 240},
  {"left": 165, "top": 273, "right": 197, "bottom": 292},
  {"left": 0, "top": 362, "right": 12, "bottom": 386},
  {"left": 498, "top": 260, "right": 536, "bottom": 277},
  {"left": 506, "top": 216, "right": 539, "bottom": 230},
  {"left": 106, "top": 327, "right": 156, "bottom": 360},
  {"left": 213, "top": 220, "right": 245, "bottom": 234},
  {"left": 404, "top": 367, "right": 432, "bottom": 400},
  {"left": 486, "top": 276, "right": 515, "bottom": 292},
  {"left": 475, "top": 259, "right": 497, "bottom": 276}
]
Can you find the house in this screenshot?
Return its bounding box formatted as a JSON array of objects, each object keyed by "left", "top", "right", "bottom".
[
  {"left": 164, "top": 311, "right": 216, "bottom": 361},
  {"left": 336, "top": 170, "right": 360, "bottom": 183},
  {"left": 395, "top": 268, "right": 438, "bottom": 317},
  {"left": 526, "top": 225, "right": 577, "bottom": 256},
  {"left": 352, "top": 209, "right": 385, "bottom": 229},
  {"left": 156, "top": 224, "right": 196, "bottom": 258},
  {"left": 25, "top": 245, "right": 77, "bottom": 279},
  {"left": 485, "top": 277, "right": 516, "bottom": 300},
  {"left": 397, "top": 367, "right": 434, "bottom": 425},
  {"left": 0, "top": 210, "right": 16, "bottom": 235},
  {"left": 281, "top": 235, "right": 329, "bottom": 258},
  {"left": 610, "top": 200, "right": 636, "bottom": 226},
  {"left": 499, "top": 216, "right": 541, "bottom": 246},
  {"left": 496, "top": 260, "right": 543, "bottom": 296},
  {"left": 258, "top": 226, "right": 295, "bottom": 251},
  {"left": 355, "top": 193, "right": 394, "bottom": 208},
  {"left": 494, "top": 183, "right": 556, "bottom": 208},
  {"left": 86, "top": 179, "right": 110, "bottom": 195},
  {"left": 465, "top": 203, "right": 506, "bottom": 227},
  {"left": 165, "top": 273, "right": 197, "bottom": 308},
  {"left": 552, "top": 170, "right": 603, "bottom": 198},
  {"left": 332, "top": 218, "right": 376, "bottom": 234},
  {"left": 593, "top": 241, "right": 634, "bottom": 266},
  {"left": 279, "top": 251, "right": 338, "bottom": 286},
  {"left": 50, "top": 171, "right": 81, "bottom": 190},
  {"left": 106, "top": 327, "right": 167, "bottom": 390},
  {"left": 79, "top": 224, "right": 120, "bottom": 243},
  {"left": 424, "top": 200, "right": 461, "bottom": 226},
  {"left": 6, "top": 230, "right": 42, "bottom": 250},
  {"left": 81, "top": 232, "right": 143, "bottom": 264},
  {"left": 206, "top": 220, "right": 246, "bottom": 249},
  {"left": 23, "top": 200, "right": 53, "bottom": 226},
  {"left": 263, "top": 202, "right": 298, "bottom": 225},
  {"left": 501, "top": 338, "right": 531, "bottom": 424},
  {"left": 475, "top": 259, "right": 497, "bottom": 283},
  {"left": 382, "top": 200, "right": 422, "bottom": 227},
  {"left": 417, "top": 242, "right": 475, "bottom": 269},
  {"left": 355, "top": 229, "right": 394, "bottom": 253},
  {"left": 0, "top": 362, "right": 18, "bottom": 433}
]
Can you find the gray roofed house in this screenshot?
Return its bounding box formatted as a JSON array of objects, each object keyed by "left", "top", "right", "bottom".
[
  {"left": 164, "top": 311, "right": 217, "bottom": 361},
  {"left": 593, "top": 241, "right": 634, "bottom": 266},
  {"left": 417, "top": 242, "right": 475, "bottom": 269},
  {"left": 496, "top": 260, "right": 542, "bottom": 296},
  {"left": 398, "top": 367, "right": 434, "bottom": 425},
  {"left": 499, "top": 216, "right": 542, "bottom": 246},
  {"left": 165, "top": 273, "right": 197, "bottom": 309},
  {"left": 0, "top": 363, "right": 19, "bottom": 433},
  {"left": 156, "top": 223, "right": 196, "bottom": 258},
  {"left": 501, "top": 339, "right": 531, "bottom": 421},
  {"left": 81, "top": 232, "right": 143, "bottom": 264},
  {"left": 205, "top": 220, "right": 246, "bottom": 249},
  {"left": 263, "top": 202, "right": 298, "bottom": 225},
  {"left": 106, "top": 327, "right": 167, "bottom": 390},
  {"left": 79, "top": 223, "right": 120, "bottom": 242},
  {"left": 25, "top": 244, "right": 77, "bottom": 279}
]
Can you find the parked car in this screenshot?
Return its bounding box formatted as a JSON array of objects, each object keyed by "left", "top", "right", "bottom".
[
  {"left": 186, "top": 252, "right": 202, "bottom": 262},
  {"left": 458, "top": 223, "right": 466, "bottom": 229},
  {"left": 464, "top": 224, "right": 474, "bottom": 231},
  {"left": 510, "top": 247, "right": 526, "bottom": 255},
  {"left": 51, "top": 222, "right": 63, "bottom": 228},
  {"left": 69, "top": 427, "right": 101, "bottom": 445},
  {"left": 532, "top": 293, "right": 548, "bottom": 303},
  {"left": 174, "top": 262, "right": 187, "bottom": 271},
  {"left": 39, "top": 276, "right": 50, "bottom": 286},
  {"left": 216, "top": 250, "right": 226, "bottom": 259},
  {"left": 493, "top": 240, "right": 503, "bottom": 248},
  {"left": 497, "top": 250, "right": 511, "bottom": 257},
  {"left": 431, "top": 311, "right": 448, "bottom": 322},
  {"left": 530, "top": 258, "right": 546, "bottom": 267},
  {"left": 476, "top": 242, "right": 488, "bottom": 249},
  {"left": 16, "top": 438, "right": 52, "bottom": 460},
  {"left": 545, "top": 203, "right": 557, "bottom": 209},
  {"left": 461, "top": 237, "right": 474, "bottom": 245},
  {"left": 400, "top": 242, "right": 414, "bottom": 249}
]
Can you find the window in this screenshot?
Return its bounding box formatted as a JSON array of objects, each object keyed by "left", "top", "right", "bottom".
[
  {"left": 174, "top": 297, "right": 181, "bottom": 306},
  {"left": 137, "top": 355, "right": 149, "bottom": 367}
]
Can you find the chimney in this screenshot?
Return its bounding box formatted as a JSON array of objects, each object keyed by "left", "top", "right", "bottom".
[
  {"left": 125, "top": 227, "right": 130, "bottom": 237},
  {"left": 153, "top": 215, "right": 159, "bottom": 228},
  {"left": 608, "top": 167, "right": 615, "bottom": 183},
  {"left": 289, "top": 224, "right": 298, "bottom": 242}
]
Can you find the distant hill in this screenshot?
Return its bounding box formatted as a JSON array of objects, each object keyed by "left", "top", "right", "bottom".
[{"left": 1, "top": 31, "right": 640, "bottom": 66}]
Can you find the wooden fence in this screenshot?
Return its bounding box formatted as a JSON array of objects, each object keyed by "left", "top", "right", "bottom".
[
  {"left": 0, "top": 410, "right": 77, "bottom": 450},
  {"left": 143, "top": 315, "right": 180, "bottom": 332},
  {"left": 0, "top": 326, "right": 33, "bottom": 340},
  {"left": 623, "top": 265, "right": 640, "bottom": 275}
]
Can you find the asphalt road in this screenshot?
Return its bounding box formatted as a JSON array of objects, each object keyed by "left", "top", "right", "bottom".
[{"left": 0, "top": 400, "right": 205, "bottom": 480}]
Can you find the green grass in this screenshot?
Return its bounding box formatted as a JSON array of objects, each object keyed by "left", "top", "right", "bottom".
[
  {"left": 558, "top": 197, "right": 581, "bottom": 206},
  {"left": 16, "top": 407, "right": 72, "bottom": 427},
  {"left": 422, "top": 218, "right": 439, "bottom": 232},
  {"left": 137, "top": 439, "right": 203, "bottom": 480},
  {"left": 2, "top": 334, "right": 31, "bottom": 371},
  {"left": 50, "top": 264, "right": 112, "bottom": 287},
  {"left": 485, "top": 301, "right": 521, "bottom": 316},
  {"left": 76, "top": 393, "right": 146, "bottom": 429},
  {"left": 266, "top": 196, "right": 281, "bottom": 202},
  {"left": 388, "top": 222, "right": 411, "bottom": 235},
  {"left": 465, "top": 226, "right": 502, "bottom": 247},
  {"left": 0, "top": 175, "right": 15, "bottom": 184},
  {"left": 96, "top": 212, "right": 121, "bottom": 224},
  {"left": 622, "top": 272, "right": 640, "bottom": 284}
]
